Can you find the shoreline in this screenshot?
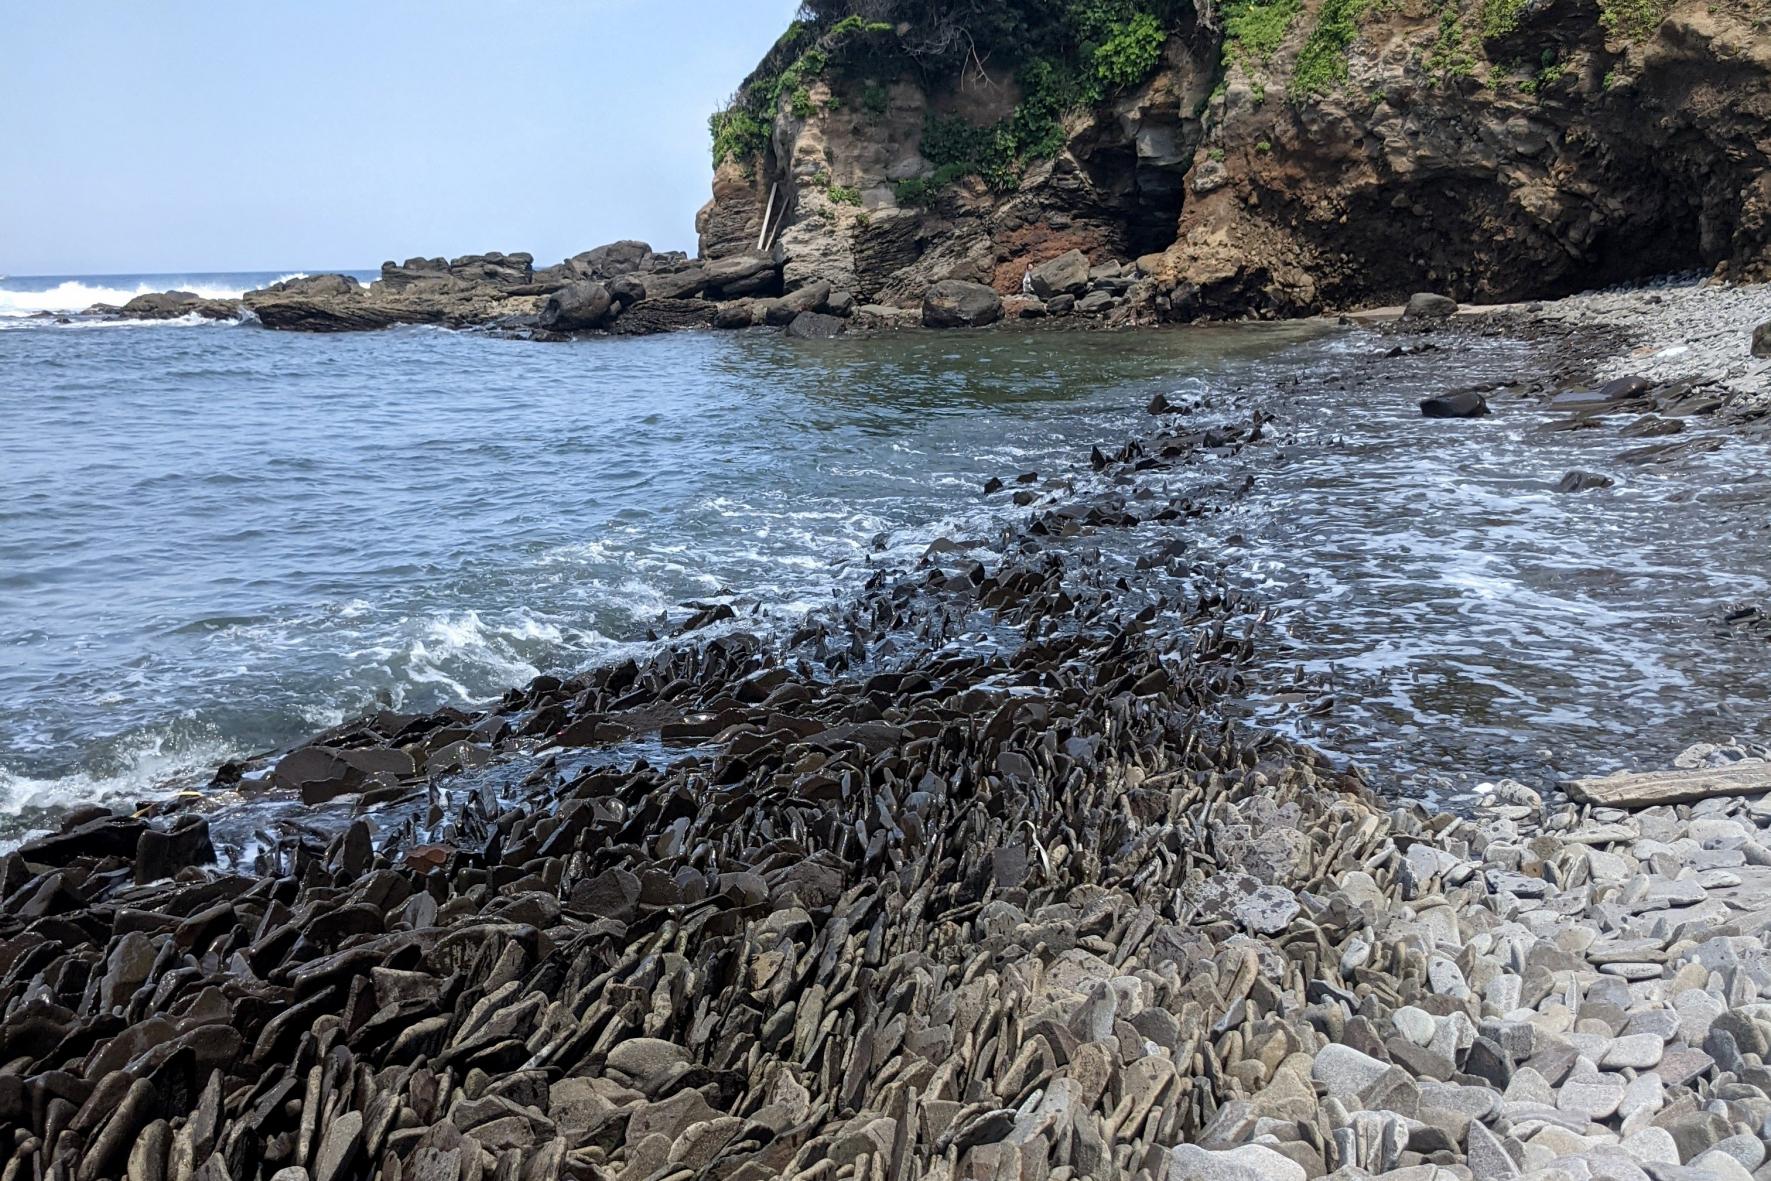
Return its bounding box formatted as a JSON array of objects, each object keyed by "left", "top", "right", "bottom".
[{"left": 7, "top": 289, "right": 1771, "bottom": 1180}]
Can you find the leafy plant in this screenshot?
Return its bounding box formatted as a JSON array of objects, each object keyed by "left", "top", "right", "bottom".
[
  {"left": 827, "top": 183, "right": 863, "bottom": 205},
  {"left": 1222, "top": 0, "right": 1304, "bottom": 67},
  {"left": 1091, "top": 11, "right": 1167, "bottom": 92},
  {"left": 1598, "top": 0, "right": 1673, "bottom": 38},
  {"left": 710, "top": 107, "right": 772, "bottom": 167},
  {"left": 1422, "top": 7, "right": 1480, "bottom": 84},
  {"left": 1479, "top": 0, "right": 1529, "bottom": 38},
  {"left": 1292, "top": 0, "right": 1376, "bottom": 95}
]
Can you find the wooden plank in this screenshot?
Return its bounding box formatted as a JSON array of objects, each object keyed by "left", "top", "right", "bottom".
[{"left": 1566, "top": 763, "right": 1771, "bottom": 808}]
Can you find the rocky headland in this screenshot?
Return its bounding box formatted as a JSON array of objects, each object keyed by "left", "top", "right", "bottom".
[{"left": 94, "top": 0, "right": 1771, "bottom": 343}]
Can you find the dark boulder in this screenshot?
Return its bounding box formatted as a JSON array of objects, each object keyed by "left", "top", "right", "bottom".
[
  {"left": 785, "top": 311, "right": 845, "bottom": 340},
  {"left": 1755, "top": 320, "right": 1771, "bottom": 358},
  {"left": 922, "top": 280, "right": 1003, "bottom": 329},
  {"left": 763, "top": 282, "right": 832, "bottom": 326},
  {"left": 703, "top": 254, "right": 781, "bottom": 299},
  {"left": 827, "top": 291, "right": 856, "bottom": 317},
  {"left": 259, "top": 274, "right": 362, "bottom": 299},
  {"left": 1556, "top": 470, "right": 1615, "bottom": 493},
  {"left": 608, "top": 275, "right": 647, "bottom": 306},
  {"left": 1402, "top": 292, "right": 1459, "bottom": 320},
  {"left": 633, "top": 268, "right": 708, "bottom": 302},
  {"left": 1420, "top": 391, "right": 1491, "bottom": 418},
  {"left": 567, "top": 241, "right": 656, "bottom": 281},
  {"left": 119, "top": 291, "right": 239, "bottom": 321},
  {"left": 18, "top": 814, "right": 147, "bottom": 867},
  {"left": 134, "top": 817, "right": 216, "bottom": 884},
  {"left": 608, "top": 299, "right": 716, "bottom": 336},
  {"left": 713, "top": 303, "right": 757, "bottom": 330},
  {"left": 1047, "top": 293, "right": 1076, "bottom": 316},
  {"left": 538, "top": 281, "right": 614, "bottom": 332},
  {"left": 271, "top": 745, "right": 416, "bottom": 806},
  {"left": 1030, "top": 250, "right": 1090, "bottom": 300},
  {"left": 447, "top": 252, "right": 533, "bottom": 287}
]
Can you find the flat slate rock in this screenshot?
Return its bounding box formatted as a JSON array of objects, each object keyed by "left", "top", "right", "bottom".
[{"left": 1566, "top": 763, "right": 1771, "bottom": 808}]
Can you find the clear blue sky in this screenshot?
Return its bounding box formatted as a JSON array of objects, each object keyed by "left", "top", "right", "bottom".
[{"left": 1, "top": 1, "right": 800, "bottom": 276}]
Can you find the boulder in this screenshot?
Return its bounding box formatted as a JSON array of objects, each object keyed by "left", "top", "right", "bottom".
[
  {"left": 922, "top": 280, "right": 1003, "bottom": 329},
  {"left": 608, "top": 298, "right": 716, "bottom": 336},
  {"left": 1404, "top": 292, "right": 1459, "bottom": 320},
  {"left": 538, "top": 281, "right": 614, "bottom": 332},
  {"left": 1753, "top": 320, "right": 1771, "bottom": 358},
  {"left": 263, "top": 274, "right": 362, "bottom": 299},
  {"left": 271, "top": 745, "right": 416, "bottom": 805},
  {"left": 703, "top": 254, "right": 781, "bottom": 299},
  {"left": 118, "top": 291, "right": 226, "bottom": 320},
  {"left": 1047, "top": 293, "right": 1077, "bottom": 315},
  {"left": 827, "top": 290, "right": 857, "bottom": 317},
  {"left": 762, "top": 282, "right": 832, "bottom": 326},
  {"left": 1030, "top": 251, "right": 1091, "bottom": 300},
  {"left": 785, "top": 311, "right": 845, "bottom": 339},
  {"left": 446, "top": 252, "right": 533, "bottom": 287},
  {"left": 1556, "top": 470, "right": 1614, "bottom": 493},
  {"left": 713, "top": 303, "right": 758, "bottom": 329},
  {"left": 608, "top": 276, "right": 647, "bottom": 305},
  {"left": 634, "top": 268, "right": 709, "bottom": 301},
  {"left": 568, "top": 241, "right": 656, "bottom": 281},
  {"left": 134, "top": 817, "right": 215, "bottom": 884},
  {"left": 1076, "top": 290, "right": 1117, "bottom": 315},
  {"left": 1420, "top": 391, "right": 1491, "bottom": 418}
]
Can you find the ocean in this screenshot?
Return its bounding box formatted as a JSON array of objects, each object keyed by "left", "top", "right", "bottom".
[{"left": 3, "top": 271, "right": 1769, "bottom": 840}]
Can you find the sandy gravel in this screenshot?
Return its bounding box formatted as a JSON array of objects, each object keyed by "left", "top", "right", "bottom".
[{"left": 1527, "top": 279, "right": 1771, "bottom": 413}]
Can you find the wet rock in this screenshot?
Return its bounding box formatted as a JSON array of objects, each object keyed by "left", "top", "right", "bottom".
[
  {"left": 1030, "top": 250, "right": 1090, "bottom": 300},
  {"left": 1420, "top": 391, "right": 1492, "bottom": 419},
  {"left": 1404, "top": 293, "right": 1459, "bottom": 320},
  {"left": 713, "top": 302, "right": 757, "bottom": 329},
  {"left": 271, "top": 745, "right": 415, "bottom": 805},
  {"left": 537, "top": 281, "right": 614, "bottom": 331},
  {"left": 922, "top": 280, "right": 1003, "bottom": 328},
  {"left": 134, "top": 817, "right": 214, "bottom": 884},
  {"left": 1556, "top": 470, "right": 1614, "bottom": 493},
  {"left": 784, "top": 311, "right": 845, "bottom": 340}
]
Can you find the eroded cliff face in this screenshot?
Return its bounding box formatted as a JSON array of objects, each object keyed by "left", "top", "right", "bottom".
[
  {"left": 696, "top": 18, "right": 1219, "bottom": 309},
  {"left": 701, "top": 0, "right": 1771, "bottom": 318},
  {"left": 1160, "top": 0, "right": 1771, "bottom": 318}
]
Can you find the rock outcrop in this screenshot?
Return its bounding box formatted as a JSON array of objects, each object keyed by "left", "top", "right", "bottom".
[
  {"left": 697, "top": 10, "right": 1215, "bottom": 317},
  {"left": 241, "top": 246, "right": 754, "bottom": 336},
  {"left": 703, "top": 0, "right": 1771, "bottom": 322},
  {"left": 97, "top": 291, "right": 242, "bottom": 321}
]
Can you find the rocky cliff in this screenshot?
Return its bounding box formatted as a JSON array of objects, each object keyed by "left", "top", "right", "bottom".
[{"left": 699, "top": 0, "right": 1771, "bottom": 320}]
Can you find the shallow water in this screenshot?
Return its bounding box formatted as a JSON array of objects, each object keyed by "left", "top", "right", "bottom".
[{"left": 1, "top": 306, "right": 1768, "bottom": 834}]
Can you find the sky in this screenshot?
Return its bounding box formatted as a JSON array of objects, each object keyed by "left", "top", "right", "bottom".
[{"left": 0, "top": 1, "right": 801, "bottom": 276}]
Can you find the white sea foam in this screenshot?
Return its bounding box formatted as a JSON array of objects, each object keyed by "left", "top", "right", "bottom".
[
  {"left": 0, "top": 727, "right": 239, "bottom": 835},
  {"left": 0, "top": 273, "right": 307, "bottom": 317}
]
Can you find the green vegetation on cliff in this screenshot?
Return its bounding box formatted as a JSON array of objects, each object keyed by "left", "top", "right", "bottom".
[{"left": 714, "top": 1, "right": 1188, "bottom": 193}]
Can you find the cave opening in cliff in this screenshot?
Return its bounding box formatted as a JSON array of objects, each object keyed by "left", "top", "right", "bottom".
[{"left": 1130, "top": 165, "right": 1186, "bottom": 257}]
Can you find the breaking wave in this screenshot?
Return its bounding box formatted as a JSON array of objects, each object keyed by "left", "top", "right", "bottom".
[{"left": 0, "top": 274, "right": 308, "bottom": 317}]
